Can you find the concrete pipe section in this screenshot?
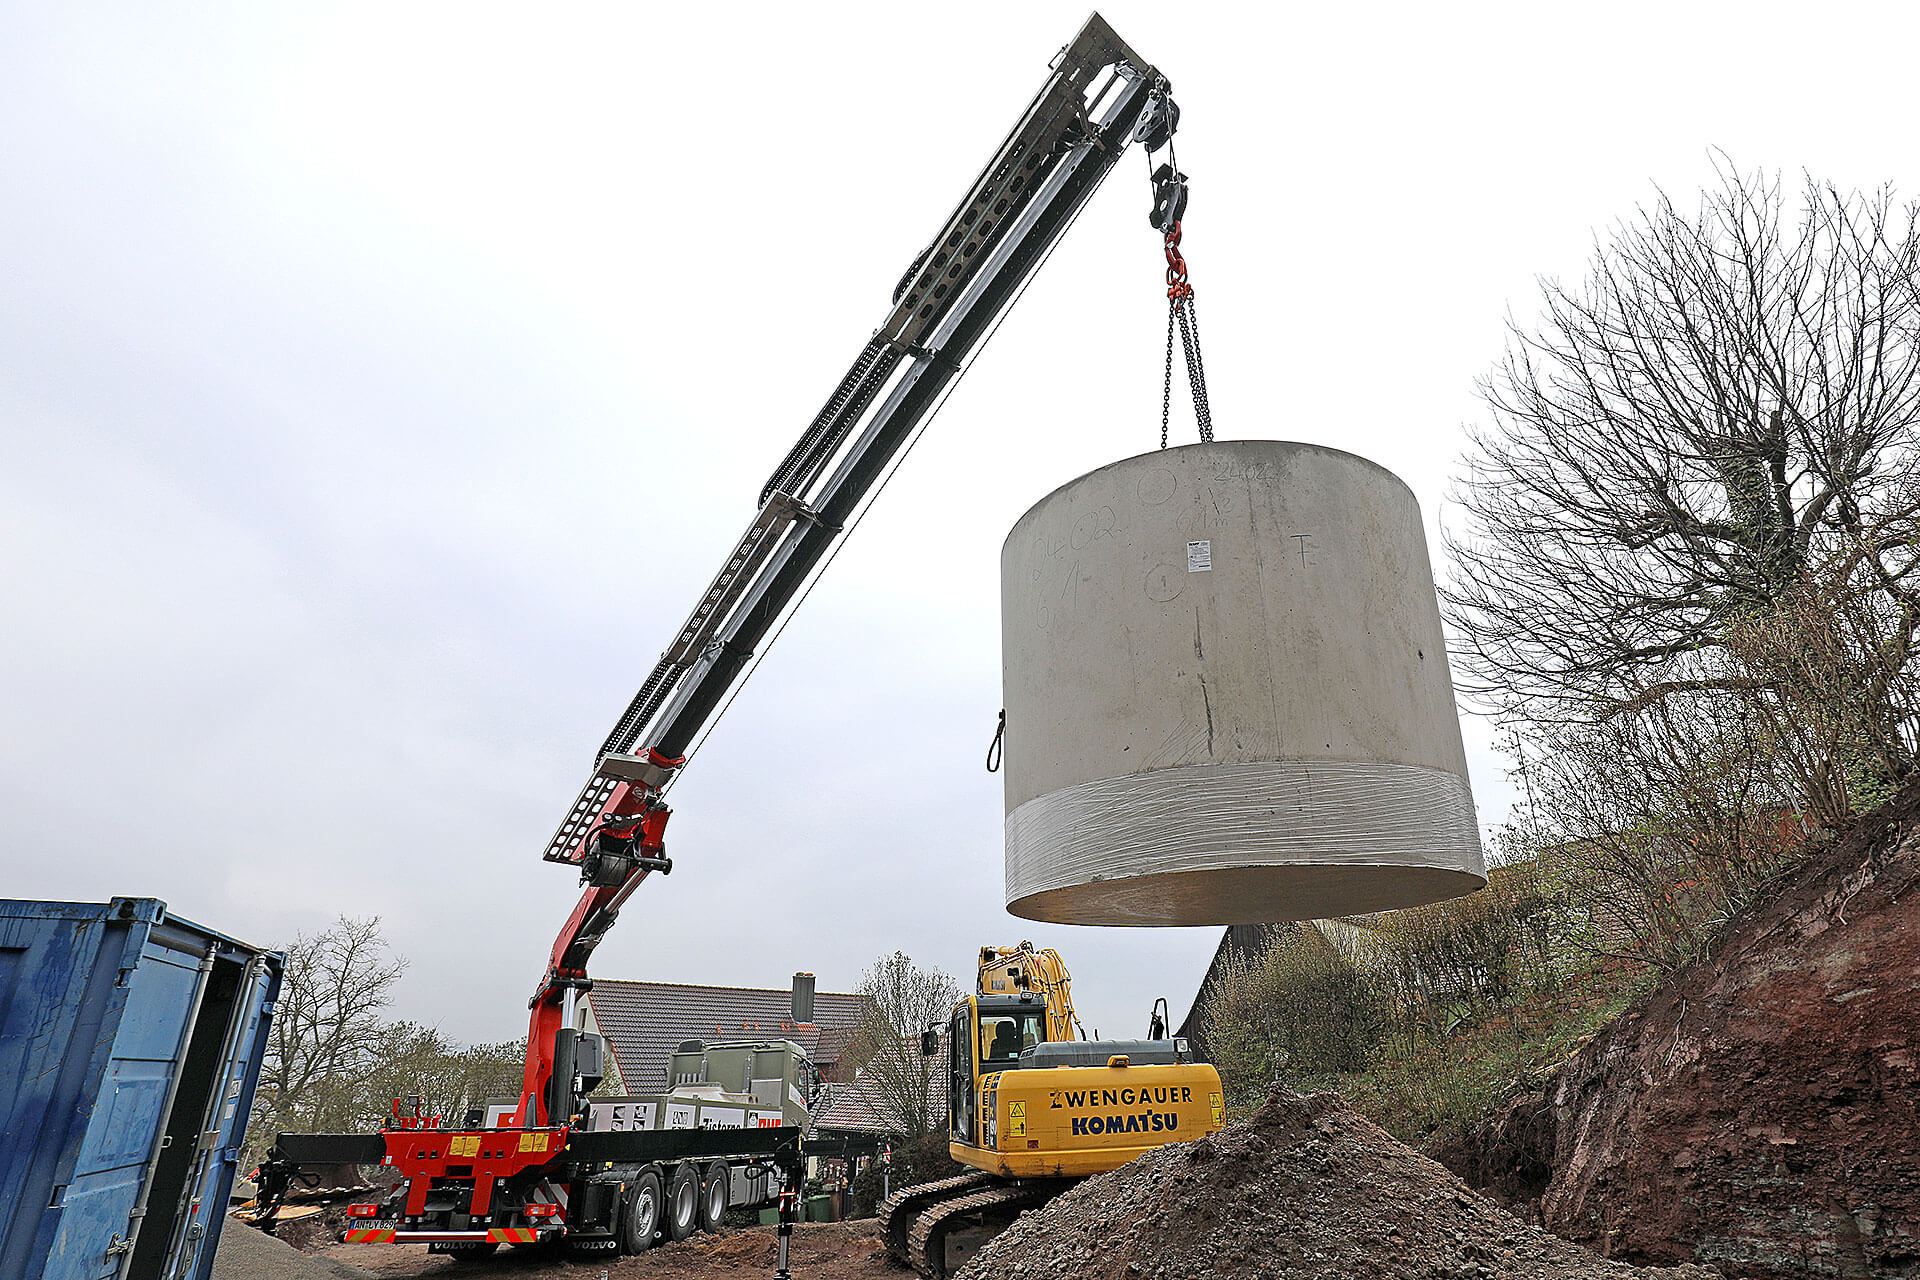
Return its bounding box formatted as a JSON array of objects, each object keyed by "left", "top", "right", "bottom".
[{"left": 999, "top": 440, "right": 1485, "bottom": 926}]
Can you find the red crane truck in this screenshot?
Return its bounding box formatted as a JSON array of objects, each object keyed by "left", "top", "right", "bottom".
[{"left": 255, "top": 13, "right": 1186, "bottom": 1272}]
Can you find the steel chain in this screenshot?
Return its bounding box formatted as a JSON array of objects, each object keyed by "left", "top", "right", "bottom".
[
  {"left": 1176, "top": 295, "right": 1214, "bottom": 443},
  {"left": 1158, "top": 221, "right": 1214, "bottom": 447},
  {"left": 1160, "top": 306, "right": 1175, "bottom": 450}
]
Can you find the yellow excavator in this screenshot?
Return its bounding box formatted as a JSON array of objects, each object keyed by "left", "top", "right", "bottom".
[{"left": 879, "top": 944, "right": 1223, "bottom": 1277}]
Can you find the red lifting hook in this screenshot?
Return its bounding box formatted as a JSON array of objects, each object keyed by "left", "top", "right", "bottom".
[{"left": 1164, "top": 221, "right": 1192, "bottom": 301}]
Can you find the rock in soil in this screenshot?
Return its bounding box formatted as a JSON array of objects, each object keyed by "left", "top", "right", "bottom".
[{"left": 958, "top": 1085, "right": 1719, "bottom": 1280}]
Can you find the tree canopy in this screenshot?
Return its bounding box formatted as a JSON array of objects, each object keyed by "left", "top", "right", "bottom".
[{"left": 1447, "top": 165, "right": 1920, "bottom": 818}]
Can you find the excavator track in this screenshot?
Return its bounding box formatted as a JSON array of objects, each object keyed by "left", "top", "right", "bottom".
[
  {"left": 904, "top": 1181, "right": 1059, "bottom": 1279},
  {"left": 879, "top": 1171, "right": 995, "bottom": 1263}
]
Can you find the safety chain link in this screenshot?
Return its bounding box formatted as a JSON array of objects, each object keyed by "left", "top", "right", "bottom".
[{"left": 1159, "top": 221, "right": 1214, "bottom": 447}]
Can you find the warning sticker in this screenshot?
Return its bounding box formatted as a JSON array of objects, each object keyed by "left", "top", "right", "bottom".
[
  {"left": 449, "top": 1135, "right": 481, "bottom": 1158},
  {"left": 1009, "top": 1100, "right": 1026, "bottom": 1137},
  {"left": 518, "top": 1132, "right": 549, "bottom": 1154},
  {"left": 1186, "top": 540, "right": 1212, "bottom": 572}
]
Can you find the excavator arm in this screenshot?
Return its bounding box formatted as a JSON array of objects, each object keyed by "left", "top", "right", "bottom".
[{"left": 516, "top": 13, "right": 1181, "bottom": 1121}]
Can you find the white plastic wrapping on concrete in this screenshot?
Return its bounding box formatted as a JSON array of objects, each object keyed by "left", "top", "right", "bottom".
[{"left": 999, "top": 440, "right": 1485, "bottom": 926}]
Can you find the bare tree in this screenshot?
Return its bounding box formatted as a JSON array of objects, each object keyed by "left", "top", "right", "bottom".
[
  {"left": 357, "top": 1024, "right": 527, "bottom": 1127},
  {"left": 249, "top": 916, "right": 405, "bottom": 1145},
  {"left": 848, "top": 951, "right": 960, "bottom": 1139},
  {"left": 1446, "top": 164, "right": 1920, "bottom": 804}
]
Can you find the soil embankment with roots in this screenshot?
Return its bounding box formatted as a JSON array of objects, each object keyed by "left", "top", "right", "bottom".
[{"left": 1441, "top": 785, "right": 1920, "bottom": 1277}]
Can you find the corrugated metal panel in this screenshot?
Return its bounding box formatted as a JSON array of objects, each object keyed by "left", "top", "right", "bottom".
[{"left": 0, "top": 898, "right": 282, "bottom": 1280}]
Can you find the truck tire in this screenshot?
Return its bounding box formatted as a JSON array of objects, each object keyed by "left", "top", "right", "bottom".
[
  {"left": 666, "top": 1164, "right": 700, "bottom": 1242},
  {"left": 621, "top": 1170, "right": 662, "bottom": 1254},
  {"left": 699, "top": 1162, "right": 730, "bottom": 1232}
]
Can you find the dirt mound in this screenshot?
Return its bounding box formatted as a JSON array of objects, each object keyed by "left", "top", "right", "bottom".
[
  {"left": 958, "top": 1085, "right": 1716, "bottom": 1280},
  {"left": 212, "top": 1219, "right": 369, "bottom": 1280},
  {"left": 1442, "top": 784, "right": 1920, "bottom": 1276},
  {"left": 266, "top": 1205, "right": 354, "bottom": 1254},
  {"left": 689, "top": 1230, "right": 778, "bottom": 1265}
]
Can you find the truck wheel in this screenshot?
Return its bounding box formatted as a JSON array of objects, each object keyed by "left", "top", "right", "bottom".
[
  {"left": 666, "top": 1164, "right": 700, "bottom": 1242},
  {"left": 621, "top": 1170, "right": 662, "bottom": 1253},
  {"left": 699, "top": 1163, "right": 730, "bottom": 1232}
]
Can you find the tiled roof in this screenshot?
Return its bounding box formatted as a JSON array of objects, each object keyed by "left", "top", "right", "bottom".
[
  {"left": 587, "top": 978, "right": 871, "bottom": 1092},
  {"left": 1175, "top": 922, "right": 1293, "bottom": 1059},
  {"left": 811, "top": 1025, "right": 863, "bottom": 1083},
  {"left": 810, "top": 1033, "right": 948, "bottom": 1137}
]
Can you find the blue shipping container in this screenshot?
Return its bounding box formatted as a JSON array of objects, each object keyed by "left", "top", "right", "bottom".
[{"left": 0, "top": 898, "right": 283, "bottom": 1280}]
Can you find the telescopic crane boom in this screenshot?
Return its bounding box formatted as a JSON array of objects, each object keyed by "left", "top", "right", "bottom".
[
  {"left": 258, "top": 20, "right": 1198, "bottom": 1265},
  {"left": 506, "top": 12, "right": 1182, "bottom": 1134}
]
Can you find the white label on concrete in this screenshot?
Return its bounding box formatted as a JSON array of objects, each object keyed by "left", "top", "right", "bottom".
[{"left": 1186, "top": 540, "right": 1212, "bottom": 572}]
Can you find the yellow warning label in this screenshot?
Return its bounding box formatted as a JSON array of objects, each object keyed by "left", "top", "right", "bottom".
[
  {"left": 1008, "top": 1100, "right": 1025, "bottom": 1136},
  {"left": 449, "top": 1135, "right": 480, "bottom": 1158},
  {"left": 1208, "top": 1092, "right": 1224, "bottom": 1126},
  {"left": 518, "top": 1132, "right": 549, "bottom": 1153}
]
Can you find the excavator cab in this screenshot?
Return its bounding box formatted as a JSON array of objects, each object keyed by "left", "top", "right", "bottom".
[{"left": 947, "top": 994, "right": 1049, "bottom": 1148}]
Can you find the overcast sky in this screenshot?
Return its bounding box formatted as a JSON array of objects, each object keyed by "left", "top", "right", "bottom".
[{"left": 4, "top": 3, "right": 1916, "bottom": 1047}]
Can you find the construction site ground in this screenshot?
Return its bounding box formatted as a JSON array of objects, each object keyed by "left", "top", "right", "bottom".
[
  {"left": 214, "top": 1218, "right": 896, "bottom": 1280},
  {"left": 218, "top": 1085, "right": 1731, "bottom": 1280}
]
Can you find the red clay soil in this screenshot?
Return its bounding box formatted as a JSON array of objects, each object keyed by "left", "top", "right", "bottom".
[{"left": 1441, "top": 783, "right": 1920, "bottom": 1277}]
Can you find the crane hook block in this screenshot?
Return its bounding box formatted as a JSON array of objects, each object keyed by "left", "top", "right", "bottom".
[{"left": 1150, "top": 164, "right": 1189, "bottom": 233}]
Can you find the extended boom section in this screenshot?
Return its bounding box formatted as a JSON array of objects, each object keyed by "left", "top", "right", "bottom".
[{"left": 542, "top": 14, "right": 1170, "bottom": 872}]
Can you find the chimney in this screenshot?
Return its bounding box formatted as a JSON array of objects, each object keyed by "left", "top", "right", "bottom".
[{"left": 791, "top": 972, "right": 816, "bottom": 1024}]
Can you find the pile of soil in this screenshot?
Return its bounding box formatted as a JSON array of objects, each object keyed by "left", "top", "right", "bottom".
[
  {"left": 958, "top": 1085, "right": 1717, "bottom": 1280},
  {"left": 267, "top": 1205, "right": 356, "bottom": 1254},
  {"left": 1442, "top": 784, "right": 1920, "bottom": 1276},
  {"left": 213, "top": 1220, "right": 367, "bottom": 1280}
]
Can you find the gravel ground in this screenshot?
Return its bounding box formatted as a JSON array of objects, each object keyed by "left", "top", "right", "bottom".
[{"left": 956, "top": 1085, "right": 1725, "bottom": 1280}]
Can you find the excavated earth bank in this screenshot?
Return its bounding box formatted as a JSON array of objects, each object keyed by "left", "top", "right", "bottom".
[
  {"left": 1442, "top": 785, "right": 1920, "bottom": 1277},
  {"left": 957, "top": 1085, "right": 1717, "bottom": 1279}
]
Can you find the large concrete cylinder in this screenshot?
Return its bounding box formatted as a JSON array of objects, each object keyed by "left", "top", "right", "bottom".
[{"left": 1000, "top": 440, "right": 1484, "bottom": 926}]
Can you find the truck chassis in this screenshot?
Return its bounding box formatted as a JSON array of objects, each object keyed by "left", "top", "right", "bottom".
[{"left": 258, "top": 1125, "right": 803, "bottom": 1257}]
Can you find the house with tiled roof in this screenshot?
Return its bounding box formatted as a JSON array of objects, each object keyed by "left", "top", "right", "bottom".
[
  {"left": 585, "top": 972, "right": 871, "bottom": 1093},
  {"left": 810, "top": 1030, "right": 949, "bottom": 1138},
  {"left": 810, "top": 1024, "right": 865, "bottom": 1084},
  {"left": 1175, "top": 922, "right": 1293, "bottom": 1062}
]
